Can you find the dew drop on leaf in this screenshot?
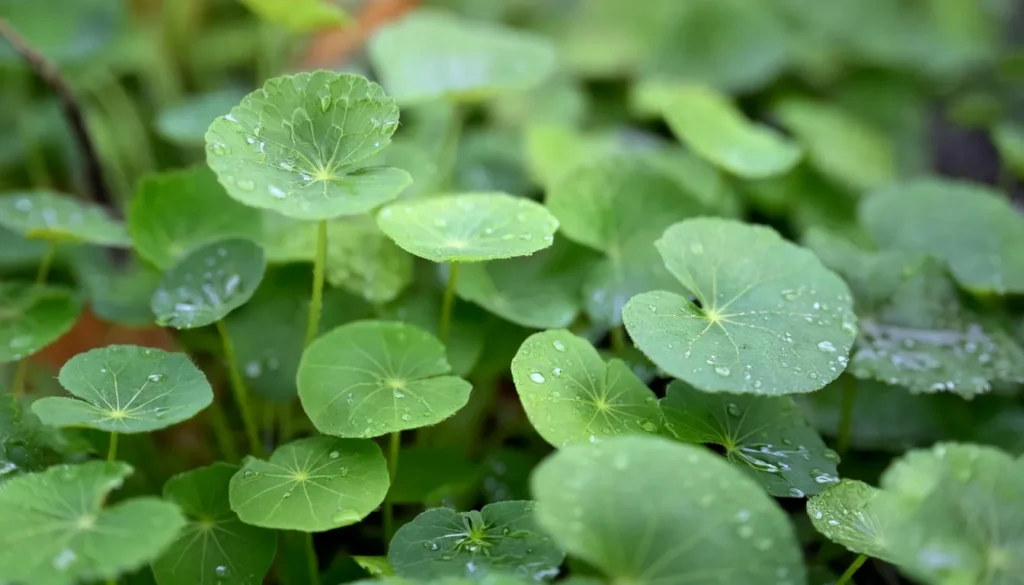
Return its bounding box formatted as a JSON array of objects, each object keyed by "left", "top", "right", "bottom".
[{"left": 529, "top": 372, "right": 545, "bottom": 383}]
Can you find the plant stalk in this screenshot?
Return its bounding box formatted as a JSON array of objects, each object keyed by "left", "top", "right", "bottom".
[
  {"left": 304, "top": 532, "right": 320, "bottom": 585},
  {"left": 12, "top": 243, "right": 56, "bottom": 395},
  {"left": 304, "top": 220, "right": 328, "bottom": 349},
  {"left": 205, "top": 398, "right": 238, "bottom": 463},
  {"left": 836, "top": 377, "right": 858, "bottom": 455},
  {"left": 835, "top": 554, "right": 867, "bottom": 585},
  {"left": 216, "top": 321, "right": 262, "bottom": 456},
  {"left": 610, "top": 326, "right": 627, "bottom": 354},
  {"left": 107, "top": 432, "right": 118, "bottom": 461},
  {"left": 383, "top": 431, "right": 401, "bottom": 543},
  {"left": 35, "top": 243, "right": 56, "bottom": 285},
  {"left": 439, "top": 263, "right": 459, "bottom": 342}
]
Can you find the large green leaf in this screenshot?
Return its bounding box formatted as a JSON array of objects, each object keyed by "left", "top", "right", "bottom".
[
  {"left": 240, "top": 0, "right": 349, "bottom": 32},
  {"left": 510, "top": 330, "right": 660, "bottom": 448},
  {"left": 860, "top": 179, "right": 1024, "bottom": 294},
  {"left": 376, "top": 193, "right": 559, "bottom": 263},
  {"left": 531, "top": 436, "right": 806, "bottom": 585},
  {"left": 623, "top": 218, "right": 857, "bottom": 394},
  {"left": 388, "top": 501, "right": 564, "bottom": 581},
  {"left": 661, "top": 380, "right": 839, "bottom": 498},
  {"left": 151, "top": 239, "right": 267, "bottom": 329},
  {"left": 774, "top": 98, "right": 895, "bottom": 193},
  {"left": 128, "top": 166, "right": 263, "bottom": 269},
  {"left": 0, "top": 461, "right": 185, "bottom": 585},
  {"left": 153, "top": 463, "right": 277, "bottom": 585},
  {"left": 0, "top": 282, "right": 81, "bottom": 363},
  {"left": 32, "top": 345, "right": 213, "bottom": 433},
  {"left": 0, "top": 191, "right": 130, "bottom": 247},
  {"left": 806, "top": 229, "right": 1024, "bottom": 397},
  {"left": 0, "top": 393, "right": 64, "bottom": 479},
  {"left": 806, "top": 480, "right": 901, "bottom": 562},
  {"left": 206, "top": 72, "right": 411, "bottom": 220},
  {"left": 646, "top": 84, "right": 802, "bottom": 178},
  {"left": 297, "top": 320, "right": 472, "bottom": 438},
  {"left": 368, "top": 9, "right": 556, "bottom": 105},
  {"left": 325, "top": 215, "right": 413, "bottom": 304},
  {"left": 229, "top": 436, "right": 389, "bottom": 532}
]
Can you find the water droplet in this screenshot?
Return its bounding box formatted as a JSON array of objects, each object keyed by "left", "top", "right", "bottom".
[
  {"left": 817, "top": 340, "right": 836, "bottom": 353},
  {"left": 529, "top": 372, "right": 545, "bottom": 383},
  {"left": 244, "top": 361, "right": 262, "bottom": 378},
  {"left": 552, "top": 340, "right": 566, "bottom": 352},
  {"left": 237, "top": 179, "right": 256, "bottom": 191},
  {"left": 401, "top": 413, "right": 412, "bottom": 421},
  {"left": 331, "top": 509, "right": 362, "bottom": 524},
  {"left": 282, "top": 492, "right": 292, "bottom": 499},
  {"left": 329, "top": 451, "right": 340, "bottom": 459},
  {"left": 268, "top": 184, "right": 286, "bottom": 199},
  {"left": 714, "top": 365, "right": 731, "bottom": 377},
  {"left": 788, "top": 487, "right": 805, "bottom": 498},
  {"left": 552, "top": 367, "right": 562, "bottom": 376},
  {"left": 52, "top": 548, "right": 77, "bottom": 571},
  {"left": 147, "top": 373, "right": 164, "bottom": 382},
  {"left": 689, "top": 242, "right": 704, "bottom": 255},
  {"left": 153, "top": 407, "right": 169, "bottom": 419},
  {"left": 214, "top": 565, "right": 230, "bottom": 578},
  {"left": 727, "top": 403, "right": 741, "bottom": 417}
]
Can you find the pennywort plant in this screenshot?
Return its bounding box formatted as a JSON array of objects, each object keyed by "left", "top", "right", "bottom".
[{"left": 2, "top": 2, "right": 1024, "bottom": 585}]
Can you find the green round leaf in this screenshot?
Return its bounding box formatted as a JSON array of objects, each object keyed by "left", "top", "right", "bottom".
[
  {"left": 368, "top": 9, "right": 556, "bottom": 105},
  {"left": 0, "top": 393, "right": 64, "bottom": 479},
  {"left": 388, "top": 501, "right": 565, "bottom": 581},
  {"left": 128, "top": 166, "right": 264, "bottom": 269},
  {"left": 206, "top": 71, "right": 411, "bottom": 220},
  {"left": 326, "top": 215, "right": 414, "bottom": 304},
  {"left": 623, "top": 218, "right": 857, "bottom": 395},
  {"left": 380, "top": 292, "right": 485, "bottom": 378},
  {"left": 994, "top": 122, "right": 1024, "bottom": 179},
  {"left": 71, "top": 248, "right": 163, "bottom": 327},
  {"left": 531, "top": 435, "right": 806, "bottom": 585},
  {"left": 298, "top": 320, "right": 472, "bottom": 438},
  {"left": 860, "top": 179, "right": 1024, "bottom": 294},
  {"left": 0, "top": 461, "right": 186, "bottom": 585},
  {"left": 647, "top": 84, "right": 802, "bottom": 178},
  {"left": 376, "top": 193, "right": 559, "bottom": 263},
  {"left": 0, "top": 282, "right": 81, "bottom": 363},
  {"left": 32, "top": 345, "right": 213, "bottom": 433},
  {"left": 0, "top": 191, "right": 130, "bottom": 247},
  {"left": 153, "top": 463, "right": 277, "bottom": 585},
  {"left": 151, "top": 239, "right": 267, "bottom": 329},
  {"left": 156, "top": 89, "right": 249, "bottom": 147},
  {"left": 510, "top": 330, "right": 661, "bottom": 448},
  {"left": 228, "top": 436, "right": 389, "bottom": 532},
  {"left": 240, "top": 0, "right": 349, "bottom": 32},
  {"left": 661, "top": 380, "right": 839, "bottom": 498},
  {"left": 807, "top": 480, "right": 900, "bottom": 563}
]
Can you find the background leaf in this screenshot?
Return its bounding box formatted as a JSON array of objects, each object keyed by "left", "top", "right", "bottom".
[
  {"left": 0, "top": 282, "right": 80, "bottom": 363},
  {"left": 0, "top": 191, "right": 130, "bottom": 247}
]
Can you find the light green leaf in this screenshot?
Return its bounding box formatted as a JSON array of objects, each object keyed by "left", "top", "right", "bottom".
[
  {"left": 156, "top": 89, "right": 249, "bottom": 147},
  {"left": 376, "top": 193, "right": 559, "bottom": 263},
  {"left": 861, "top": 178, "right": 1024, "bottom": 294},
  {"left": 511, "top": 330, "right": 660, "bottom": 448},
  {"left": 353, "top": 556, "right": 394, "bottom": 577},
  {"left": 32, "top": 345, "right": 213, "bottom": 433},
  {"left": 661, "top": 380, "right": 839, "bottom": 498},
  {"left": 297, "top": 320, "right": 472, "bottom": 438},
  {"left": 153, "top": 463, "right": 277, "bottom": 585},
  {"left": 531, "top": 436, "right": 806, "bottom": 585},
  {"left": 206, "top": 71, "right": 411, "bottom": 220},
  {"left": 623, "top": 218, "right": 857, "bottom": 395},
  {"left": 0, "top": 461, "right": 185, "bottom": 585},
  {"left": 646, "top": 84, "right": 802, "bottom": 178},
  {"left": 523, "top": 125, "right": 623, "bottom": 188},
  {"left": 774, "top": 98, "right": 895, "bottom": 193},
  {"left": 368, "top": 9, "right": 556, "bottom": 105},
  {"left": 260, "top": 211, "right": 318, "bottom": 263},
  {"left": 807, "top": 480, "right": 901, "bottom": 562},
  {"left": 326, "top": 215, "right": 413, "bottom": 304},
  {"left": 229, "top": 436, "right": 389, "bottom": 532},
  {"left": 388, "top": 501, "right": 564, "bottom": 581},
  {"left": 128, "top": 166, "right": 263, "bottom": 269},
  {"left": 0, "top": 282, "right": 81, "bottom": 363},
  {"left": 151, "top": 239, "right": 267, "bottom": 329},
  {"left": 456, "top": 240, "right": 595, "bottom": 329},
  {"left": 0, "top": 0, "right": 123, "bottom": 65},
  {"left": 0, "top": 191, "right": 130, "bottom": 247},
  {"left": 240, "top": 0, "right": 349, "bottom": 32},
  {"left": 0, "top": 393, "right": 64, "bottom": 479},
  {"left": 994, "top": 123, "right": 1024, "bottom": 178}
]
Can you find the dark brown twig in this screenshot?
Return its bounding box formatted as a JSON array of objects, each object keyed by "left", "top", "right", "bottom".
[{"left": 0, "top": 17, "right": 114, "bottom": 213}]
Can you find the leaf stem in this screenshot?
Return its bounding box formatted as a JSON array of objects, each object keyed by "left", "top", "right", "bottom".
[
  {"left": 279, "top": 399, "right": 294, "bottom": 445},
  {"left": 13, "top": 243, "right": 57, "bottom": 395},
  {"left": 304, "top": 532, "right": 320, "bottom": 585},
  {"left": 205, "top": 398, "right": 239, "bottom": 463},
  {"left": 304, "top": 220, "right": 328, "bottom": 349},
  {"left": 610, "top": 326, "right": 627, "bottom": 354},
  {"left": 384, "top": 431, "right": 400, "bottom": 543},
  {"left": 835, "top": 554, "right": 867, "bottom": 585},
  {"left": 439, "top": 262, "right": 459, "bottom": 342},
  {"left": 216, "top": 321, "right": 262, "bottom": 456},
  {"left": 35, "top": 243, "right": 56, "bottom": 285},
  {"left": 836, "top": 377, "right": 857, "bottom": 455},
  {"left": 107, "top": 432, "right": 118, "bottom": 461}
]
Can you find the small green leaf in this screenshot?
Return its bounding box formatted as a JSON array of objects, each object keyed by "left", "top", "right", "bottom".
[
  {"left": 861, "top": 178, "right": 1024, "bottom": 294},
  {"left": 377, "top": 193, "right": 559, "bottom": 263},
  {"left": 0, "top": 191, "right": 130, "bottom": 247},
  {"left": 774, "top": 98, "right": 895, "bottom": 193},
  {"left": 388, "top": 501, "right": 564, "bottom": 581},
  {"left": 661, "top": 380, "right": 839, "bottom": 498},
  {"left": 353, "top": 556, "right": 394, "bottom": 577},
  {"left": 0, "top": 393, "right": 64, "bottom": 479},
  {"left": 71, "top": 248, "right": 163, "bottom": 328},
  {"left": 0, "top": 461, "right": 185, "bottom": 585},
  {"left": 807, "top": 480, "right": 901, "bottom": 562},
  {"left": 206, "top": 71, "right": 411, "bottom": 221},
  {"left": 511, "top": 330, "right": 661, "bottom": 448},
  {"left": 994, "top": 122, "right": 1024, "bottom": 178},
  {"left": 388, "top": 446, "right": 481, "bottom": 505},
  {"left": 531, "top": 436, "right": 806, "bottom": 585},
  {"left": 156, "top": 89, "right": 249, "bottom": 147},
  {"left": 645, "top": 84, "right": 802, "bottom": 178},
  {"left": 0, "top": 282, "right": 81, "bottom": 363},
  {"left": 240, "top": 0, "right": 349, "bottom": 32},
  {"left": 298, "top": 320, "right": 472, "bottom": 438},
  {"left": 128, "top": 166, "right": 264, "bottom": 269},
  {"left": 153, "top": 463, "right": 277, "bottom": 585},
  {"left": 151, "top": 239, "right": 267, "bottom": 329},
  {"left": 326, "top": 215, "right": 413, "bottom": 304},
  {"left": 229, "top": 436, "right": 389, "bottom": 532},
  {"left": 368, "top": 9, "right": 556, "bottom": 105},
  {"left": 623, "top": 218, "right": 857, "bottom": 395},
  {"left": 32, "top": 345, "right": 213, "bottom": 433}
]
